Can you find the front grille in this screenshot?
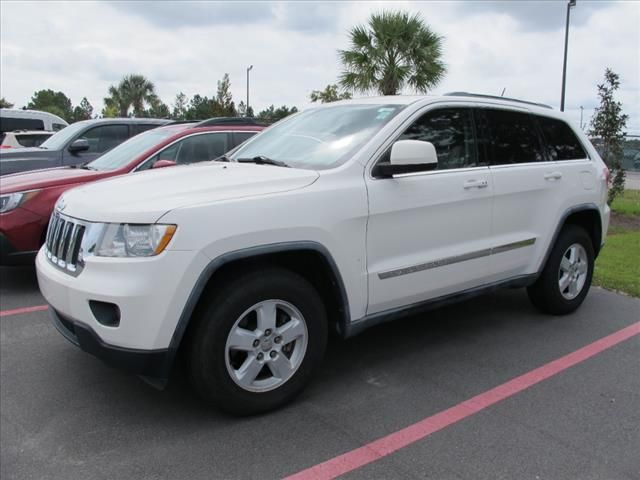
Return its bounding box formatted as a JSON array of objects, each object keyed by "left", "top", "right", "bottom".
[{"left": 45, "top": 212, "right": 86, "bottom": 275}]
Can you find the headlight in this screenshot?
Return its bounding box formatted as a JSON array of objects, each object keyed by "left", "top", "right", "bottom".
[
  {"left": 0, "top": 190, "right": 41, "bottom": 213},
  {"left": 94, "top": 223, "right": 177, "bottom": 257}
]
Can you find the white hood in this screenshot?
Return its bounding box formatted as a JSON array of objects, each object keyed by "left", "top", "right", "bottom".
[{"left": 60, "top": 162, "right": 319, "bottom": 223}]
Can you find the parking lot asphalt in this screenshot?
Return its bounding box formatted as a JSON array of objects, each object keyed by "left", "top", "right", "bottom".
[{"left": 1, "top": 265, "right": 639, "bottom": 480}]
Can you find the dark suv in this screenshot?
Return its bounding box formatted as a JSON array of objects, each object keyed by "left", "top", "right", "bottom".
[{"left": 0, "top": 118, "right": 170, "bottom": 176}]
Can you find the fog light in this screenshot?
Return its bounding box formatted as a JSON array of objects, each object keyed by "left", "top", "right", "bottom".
[{"left": 89, "top": 300, "right": 121, "bottom": 327}]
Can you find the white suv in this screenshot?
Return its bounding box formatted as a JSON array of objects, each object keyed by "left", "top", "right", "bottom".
[{"left": 36, "top": 94, "right": 610, "bottom": 414}]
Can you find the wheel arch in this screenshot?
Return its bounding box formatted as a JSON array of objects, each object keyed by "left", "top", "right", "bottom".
[
  {"left": 165, "top": 241, "right": 351, "bottom": 373},
  {"left": 539, "top": 203, "right": 603, "bottom": 275}
]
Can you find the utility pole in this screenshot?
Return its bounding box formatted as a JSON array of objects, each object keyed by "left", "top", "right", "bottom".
[
  {"left": 246, "top": 65, "right": 253, "bottom": 117},
  {"left": 560, "top": 0, "right": 577, "bottom": 111},
  {"left": 580, "top": 106, "right": 584, "bottom": 130}
]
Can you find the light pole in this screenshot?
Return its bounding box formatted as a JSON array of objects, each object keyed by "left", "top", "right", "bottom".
[
  {"left": 560, "top": 0, "right": 577, "bottom": 112},
  {"left": 580, "top": 105, "right": 584, "bottom": 130},
  {"left": 246, "top": 65, "right": 253, "bottom": 117}
]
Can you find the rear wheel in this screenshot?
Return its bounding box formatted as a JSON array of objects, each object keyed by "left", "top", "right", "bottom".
[
  {"left": 527, "top": 225, "right": 594, "bottom": 315},
  {"left": 188, "top": 268, "right": 327, "bottom": 415}
]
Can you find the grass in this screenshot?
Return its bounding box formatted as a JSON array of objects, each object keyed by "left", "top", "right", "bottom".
[
  {"left": 611, "top": 189, "right": 640, "bottom": 216},
  {"left": 592, "top": 189, "right": 640, "bottom": 297}
]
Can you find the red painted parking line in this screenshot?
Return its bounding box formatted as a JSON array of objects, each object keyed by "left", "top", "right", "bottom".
[
  {"left": 0, "top": 305, "right": 48, "bottom": 317},
  {"left": 284, "top": 321, "right": 640, "bottom": 480}
]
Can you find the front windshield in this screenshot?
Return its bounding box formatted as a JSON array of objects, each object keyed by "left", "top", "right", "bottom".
[
  {"left": 87, "top": 127, "right": 181, "bottom": 171},
  {"left": 229, "top": 104, "right": 405, "bottom": 170},
  {"left": 39, "top": 121, "right": 89, "bottom": 150}
]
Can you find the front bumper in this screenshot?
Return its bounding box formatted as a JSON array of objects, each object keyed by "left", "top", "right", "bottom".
[
  {"left": 0, "top": 207, "right": 45, "bottom": 265},
  {"left": 0, "top": 233, "right": 38, "bottom": 265},
  {"left": 36, "top": 246, "right": 209, "bottom": 357},
  {"left": 49, "top": 305, "right": 171, "bottom": 378}
]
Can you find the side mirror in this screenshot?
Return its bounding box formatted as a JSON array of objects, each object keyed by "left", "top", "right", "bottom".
[
  {"left": 68, "top": 138, "right": 90, "bottom": 154},
  {"left": 372, "top": 140, "right": 438, "bottom": 178},
  {"left": 152, "top": 159, "right": 177, "bottom": 169}
]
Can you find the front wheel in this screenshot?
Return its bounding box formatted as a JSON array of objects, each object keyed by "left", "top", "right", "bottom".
[
  {"left": 188, "top": 268, "right": 327, "bottom": 415},
  {"left": 527, "top": 225, "right": 594, "bottom": 315}
]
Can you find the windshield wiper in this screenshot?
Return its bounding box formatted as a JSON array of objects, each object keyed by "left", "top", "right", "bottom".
[
  {"left": 70, "top": 162, "right": 96, "bottom": 170},
  {"left": 213, "top": 154, "right": 231, "bottom": 162},
  {"left": 237, "top": 156, "right": 290, "bottom": 168}
]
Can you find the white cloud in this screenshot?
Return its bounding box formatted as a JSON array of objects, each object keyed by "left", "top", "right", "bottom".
[{"left": 1, "top": 1, "right": 638, "bottom": 134}]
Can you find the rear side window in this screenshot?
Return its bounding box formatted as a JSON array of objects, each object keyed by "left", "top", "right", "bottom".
[
  {"left": 399, "top": 108, "right": 479, "bottom": 170},
  {"left": 0, "top": 117, "right": 45, "bottom": 133},
  {"left": 16, "top": 134, "right": 51, "bottom": 147},
  {"left": 537, "top": 116, "right": 587, "bottom": 161},
  {"left": 481, "top": 109, "right": 545, "bottom": 165},
  {"left": 133, "top": 123, "right": 161, "bottom": 136}
]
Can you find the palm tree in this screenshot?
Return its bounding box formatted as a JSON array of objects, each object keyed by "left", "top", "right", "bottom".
[
  {"left": 104, "top": 85, "right": 129, "bottom": 117},
  {"left": 120, "top": 74, "right": 158, "bottom": 117},
  {"left": 104, "top": 74, "right": 158, "bottom": 117},
  {"left": 339, "top": 11, "right": 446, "bottom": 96}
]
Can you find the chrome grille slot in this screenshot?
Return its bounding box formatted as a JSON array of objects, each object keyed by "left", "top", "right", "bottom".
[{"left": 45, "top": 212, "right": 87, "bottom": 276}]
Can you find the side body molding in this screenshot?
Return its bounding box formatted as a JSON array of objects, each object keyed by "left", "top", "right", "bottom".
[{"left": 165, "top": 241, "right": 351, "bottom": 371}]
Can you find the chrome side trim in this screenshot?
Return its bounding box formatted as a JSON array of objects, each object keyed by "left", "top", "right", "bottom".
[
  {"left": 378, "top": 238, "right": 536, "bottom": 280},
  {"left": 491, "top": 238, "right": 536, "bottom": 254},
  {"left": 379, "top": 248, "right": 491, "bottom": 280}
]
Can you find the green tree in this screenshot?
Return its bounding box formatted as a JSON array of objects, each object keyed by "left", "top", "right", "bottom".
[
  {"left": 257, "top": 105, "right": 298, "bottom": 124},
  {"left": 172, "top": 92, "right": 189, "bottom": 120},
  {"left": 146, "top": 98, "right": 170, "bottom": 118},
  {"left": 589, "top": 68, "right": 629, "bottom": 204},
  {"left": 73, "top": 97, "right": 94, "bottom": 121},
  {"left": 339, "top": 11, "right": 446, "bottom": 96},
  {"left": 213, "top": 73, "right": 236, "bottom": 116},
  {"left": 100, "top": 103, "right": 119, "bottom": 118},
  {"left": 104, "top": 74, "right": 158, "bottom": 117},
  {"left": 185, "top": 94, "right": 215, "bottom": 120},
  {"left": 0, "top": 97, "right": 14, "bottom": 108},
  {"left": 104, "top": 84, "right": 129, "bottom": 117},
  {"left": 237, "top": 100, "right": 247, "bottom": 117},
  {"left": 310, "top": 84, "right": 352, "bottom": 103},
  {"left": 27, "top": 89, "right": 73, "bottom": 121}
]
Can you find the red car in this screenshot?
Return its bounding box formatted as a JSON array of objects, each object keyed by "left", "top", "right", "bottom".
[{"left": 0, "top": 122, "right": 263, "bottom": 265}]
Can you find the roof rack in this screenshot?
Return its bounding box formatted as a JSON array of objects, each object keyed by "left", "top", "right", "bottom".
[
  {"left": 195, "top": 117, "right": 268, "bottom": 127},
  {"left": 443, "top": 92, "right": 553, "bottom": 110}
]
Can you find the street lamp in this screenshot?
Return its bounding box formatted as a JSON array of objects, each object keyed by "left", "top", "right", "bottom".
[
  {"left": 560, "top": 0, "right": 577, "bottom": 112},
  {"left": 246, "top": 65, "right": 253, "bottom": 117}
]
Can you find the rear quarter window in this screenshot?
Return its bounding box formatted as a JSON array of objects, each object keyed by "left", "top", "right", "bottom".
[
  {"left": 537, "top": 116, "right": 587, "bottom": 161},
  {"left": 0, "top": 117, "right": 45, "bottom": 133},
  {"left": 16, "top": 134, "right": 51, "bottom": 147}
]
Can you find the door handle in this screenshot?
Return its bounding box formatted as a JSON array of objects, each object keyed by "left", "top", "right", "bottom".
[
  {"left": 464, "top": 179, "right": 488, "bottom": 189},
  {"left": 544, "top": 171, "right": 563, "bottom": 180}
]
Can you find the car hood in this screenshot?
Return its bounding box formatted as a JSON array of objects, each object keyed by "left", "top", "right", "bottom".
[
  {"left": 0, "top": 148, "right": 60, "bottom": 176},
  {"left": 60, "top": 162, "right": 320, "bottom": 223},
  {"left": 0, "top": 167, "right": 110, "bottom": 193}
]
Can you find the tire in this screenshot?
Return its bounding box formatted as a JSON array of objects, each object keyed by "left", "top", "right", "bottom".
[
  {"left": 187, "top": 267, "right": 327, "bottom": 415},
  {"left": 527, "top": 224, "right": 594, "bottom": 315}
]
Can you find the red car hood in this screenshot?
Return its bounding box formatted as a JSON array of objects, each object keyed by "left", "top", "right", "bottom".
[{"left": 0, "top": 167, "right": 116, "bottom": 193}]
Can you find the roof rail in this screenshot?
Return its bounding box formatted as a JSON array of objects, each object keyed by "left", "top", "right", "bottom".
[
  {"left": 195, "top": 117, "right": 268, "bottom": 127},
  {"left": 443, "top": 92, "right": 553, "bottom": 110}
]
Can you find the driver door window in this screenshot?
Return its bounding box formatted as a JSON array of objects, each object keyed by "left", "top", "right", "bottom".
[
  {"left": 141, "top": 133, "right": 231, "bottom": 170},
  {"left": 79, "top": 125, "right": 129, "bottom": 154},
  {"left": 398, "top": 108, "right": 479, "bottom": 170}
]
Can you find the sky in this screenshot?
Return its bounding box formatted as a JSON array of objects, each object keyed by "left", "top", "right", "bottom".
[{"left": 1, "top": 1, "right": 638, "bottom": 134}]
